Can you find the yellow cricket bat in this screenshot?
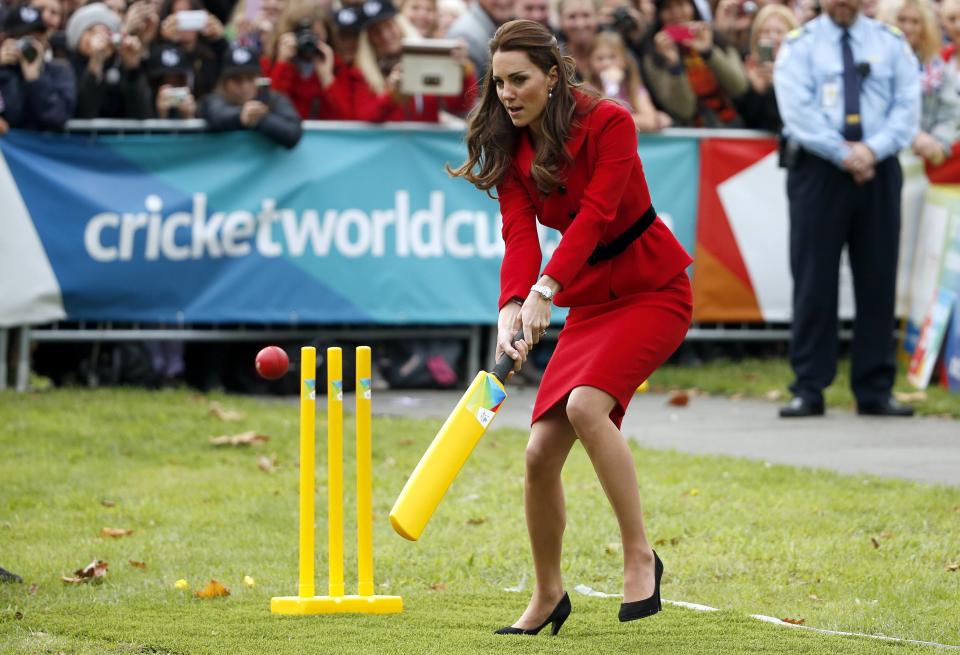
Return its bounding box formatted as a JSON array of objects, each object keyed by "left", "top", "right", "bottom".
[{"left": 389, "top": 331, "right": 522, "bottom": 541}]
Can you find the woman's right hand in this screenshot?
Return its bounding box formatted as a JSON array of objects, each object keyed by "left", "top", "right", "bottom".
[
  {"left": 160, "top": 14, "right": 179, "bottom": 42},
  {"left": 653, "top": 30, "right": 680, "bottom": 67},
  {"left": 277, "top": 32, "right": 297, "bottom": 62},
  {"left": 496, "top": 302, "right": 528, "bottom": 379},
  {"left": 315, "top": 40, "right": 335, "bottom": 87}
]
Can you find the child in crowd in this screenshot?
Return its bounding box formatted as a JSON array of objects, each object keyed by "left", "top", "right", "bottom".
[{"left": 587, "top": 31, "right": 671, "bottom": 131}]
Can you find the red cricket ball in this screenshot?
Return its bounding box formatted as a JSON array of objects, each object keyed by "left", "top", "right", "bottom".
[{"left": 255, "top": 346, "right": 289, "bottom": 380}]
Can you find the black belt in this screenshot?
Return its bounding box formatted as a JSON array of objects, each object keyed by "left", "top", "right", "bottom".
[{"left": 587, "top": 204, "right": 657, "bottom": 266}]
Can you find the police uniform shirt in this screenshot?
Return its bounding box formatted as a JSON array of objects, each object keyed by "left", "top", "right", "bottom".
[{"left": 773, "top": 13, "right": 921, "bottom": 166}]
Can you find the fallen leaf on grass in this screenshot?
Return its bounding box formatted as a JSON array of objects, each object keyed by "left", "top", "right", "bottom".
[
  {"left": 28, "top": 584, "right": 38, "bottom": 595},
  {"left": 764, "top": 389, "right": 784, "bottom": 401},
  {"left": 101, "top": 527, "right": 133, "bottom": 538},
  {"left": 128, "top": 560, "right": 147, "bottom": 570},
  {"left": 398, "top": 439, "right": 415, "bottom": 446},
  {"left": 257, "top": 454, "right": 278, "bottom": 473},
  {"left": 430, "top": 582, "right": 447, "bottom": 591},
  {"left": 870, "top": 537, "right": 881, "bottom": 549},
  {"left": 101, "top": 500, "right": 116, "bottom": 508},
  {"left": 466, "top": 517, "right": 487, "bottom": 526},
  {"left": 682, "top": 488, "right": 700, "bottom": 497},
  {"left": 174, "top": 579, "right": 189, "bottom": 589},
  {"left": 782, "top": 618, "right": 806, "bottom": 625},
  {"left": 208, "top": 402, "right": 246, "bottom": 421},
  {"left": 604, "top": 543, "right": 621, "bottom": 554},
  {"left": 946, "top": 563, "right": 959, "bottom": 572},
  {"left": 654, "top": 536, "right": 682, "bottom": 547},
  {"left": 14, "top": 611, "right": 22, "bottom": 620},
  {"left": 730, "top": 393, "right": 745, "bottom": 401},
  {"left": 894, "top": 390, "right": 927, "bottom": 403},
  {"left": 209, "top": 432, "right": 269, "bottom": 447},
  {"left": 62, "top": 560, "right": 108, "bottom": 584},
  {"left": 879, "top": 531, "right": 895, "bottom": 540},
  {"left": 667, "top": 390, "right": 689, "bottom": 407},
  {"left": 953, "top": 506, "right": 960, "bottom": 513},
  {"left": 244, "top": 576, "right": 256, "bottom": 588},
  {"left": 809, "top": 594, "right": 819, "bottom": 601},
  {"left": 194, "top": 579, "right": 230, "bottom": 599}
]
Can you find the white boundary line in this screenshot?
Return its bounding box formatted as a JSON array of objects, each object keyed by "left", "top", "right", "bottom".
[{"left": 568, "top": 586, "right": 960, "bottom": 651}]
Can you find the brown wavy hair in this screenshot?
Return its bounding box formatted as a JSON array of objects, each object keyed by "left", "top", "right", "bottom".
[{"left": 447, "top": 19, "right": 595, "bottom": 196}]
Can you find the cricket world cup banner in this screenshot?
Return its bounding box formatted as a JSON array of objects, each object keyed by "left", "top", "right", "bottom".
[{"left": 0, "top": 128, "right": 699, "bottom": 327}]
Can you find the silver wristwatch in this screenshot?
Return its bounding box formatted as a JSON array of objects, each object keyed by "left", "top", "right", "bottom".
[{"left": 530, "top": 284, "right": 555, "bottom": 302}]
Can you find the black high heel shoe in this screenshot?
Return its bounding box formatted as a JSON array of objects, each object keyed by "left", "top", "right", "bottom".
[
  {"left": 495, "top": 592, "right": 571, "bottom": 636},
  {"left": 619, "top": 550, "right": 663, "bottom": 622}
]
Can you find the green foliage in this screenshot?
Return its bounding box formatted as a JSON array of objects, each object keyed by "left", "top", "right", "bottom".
[{"left": 0, "top": 389, "right": 958, "bottom": 654}]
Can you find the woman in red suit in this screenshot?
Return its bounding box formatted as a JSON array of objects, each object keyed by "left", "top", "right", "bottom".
[{"left": 450, "top": 19, "right": 693, "bottom": 635}]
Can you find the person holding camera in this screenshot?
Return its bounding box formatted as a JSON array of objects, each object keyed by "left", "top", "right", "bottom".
[
  {"left": 732, "top": 3, "right": 795, "bottom": 131},
  {"left": 66, "top": 2, "right": 151, "bottom": 118},
  {"left": 0, "top": 4, "right": 76, "bottom": 130},
  {"left": 145, "top": 43, "right": 197, "bottom": 118},
  {"left": 261, "top": 2, "right": 347, "bottom": 119},
  {"left": 201, "top": 44, "right": 302, "bottom": 148},
  {"left": 29, "top": 0, "right": 68, "bottom": 58},
  {"left": 157, "top": 0, "right": 227, "bottom": 100},
  {"left": 642, "top": 0, "right": 747, "bottom": 126},
  {"left": 345, "top": 0, "right": 477, "bottom": 122}
]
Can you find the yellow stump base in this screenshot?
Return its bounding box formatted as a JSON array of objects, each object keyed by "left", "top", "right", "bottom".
[{"left": 271, "top": 595, "right": 403, "bottom": 615}]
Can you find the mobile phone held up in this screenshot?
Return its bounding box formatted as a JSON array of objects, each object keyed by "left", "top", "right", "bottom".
[
  {"left": 757, "top": 40, "right": 775, "bottom": 63},
  {"left": 663, "top": 24, "right": 695, "bottom": 44},
  {"left": 176, "top": 9, "right": 208, "bottom": 32},
  {"left": 255, "top": 77, "right": 271, "bottom": 102}
]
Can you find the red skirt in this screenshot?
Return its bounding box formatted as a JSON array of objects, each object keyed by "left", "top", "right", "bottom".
[{"left": 531, "top": 271, "right": 693, "bottom": 429}]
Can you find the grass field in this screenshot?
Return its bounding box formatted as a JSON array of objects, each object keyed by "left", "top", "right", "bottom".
[
  {"left": 1, "top": 389, "right": 959, "bottom": 654},
  {"left": 650, "top": 358, "right": 960, "bottom": 419}
]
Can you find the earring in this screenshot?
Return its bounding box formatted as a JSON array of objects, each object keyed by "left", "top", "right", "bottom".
[{"left": 548, "top": 88, "right": 553, "bottom": 99}]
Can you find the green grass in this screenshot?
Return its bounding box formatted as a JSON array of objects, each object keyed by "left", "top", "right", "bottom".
[
  {"left": 1, "top": 389, "right": 959, "bottom": 654},
  {"left": 650, "top": 358, "right": 960, "bottom": 418}
]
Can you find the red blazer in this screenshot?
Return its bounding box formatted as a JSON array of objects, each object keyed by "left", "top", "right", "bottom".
[
  {"left": 338, "top": 65, "right": 478, "bottom": 123},
  {"left": 261, "top": 57, "right": 352, "bottom": 120},
  {"left": 497, "top": 94, "right": 693, "bottom": 309}
]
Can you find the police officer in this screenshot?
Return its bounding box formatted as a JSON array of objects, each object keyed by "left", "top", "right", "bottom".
[{"left": 773, "top": 0, "right": 919, "bottom": 418}]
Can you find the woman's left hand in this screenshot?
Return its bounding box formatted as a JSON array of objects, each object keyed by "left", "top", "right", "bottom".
[
  {"left": 203, "top": 13, "right": 225, "bottom": 41},
  {"left": 688, "top": 22, "right": 713, "bottom": 55},
  {"left": 518, "top": 292, "right": 553, "bottom": 348}
]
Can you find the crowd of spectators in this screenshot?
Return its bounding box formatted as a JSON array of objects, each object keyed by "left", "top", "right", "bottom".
[{"left": 1, "top": 0, "right": 959, "bottom": 152}]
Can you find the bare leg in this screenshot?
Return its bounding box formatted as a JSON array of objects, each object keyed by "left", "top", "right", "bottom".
[
  {"left": 566, "top": 386, "right": 655, "bottom": 603},
  {"left": 510, "top": 403, "right": 578, "bottom": 629}
]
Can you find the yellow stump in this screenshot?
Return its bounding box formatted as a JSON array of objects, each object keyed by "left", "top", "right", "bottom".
[
  {"left": 298, "top": 347, "right": 316, "bottom": 598},
  {"left": 271, "top": 345, "right": 402, "bottom": 616},
  {"left": 327, "top": 347, "right": 344, "bottom": 598},
  {"left": 356, "top": 346, "right": 374, "bottom": 597}
]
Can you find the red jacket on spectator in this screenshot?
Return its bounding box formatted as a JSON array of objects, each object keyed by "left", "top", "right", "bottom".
[
  {"left": 337, "top": 65, "right": 478, "bottom": 122},
  {"left": 261, "top": 56, "right": 351, "bottom": 120}
]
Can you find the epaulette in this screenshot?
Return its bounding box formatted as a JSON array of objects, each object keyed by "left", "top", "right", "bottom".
[
  {"left": 785, "top": 26, "right": 809, "bottom": 42},
  {"left": 883, "top": 23, "right": 905, "bottom": 38}
]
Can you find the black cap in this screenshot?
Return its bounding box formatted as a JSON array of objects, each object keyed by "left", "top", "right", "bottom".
[
  {"left": 220, "top": 44, "right": 261, "bottom": 78},
  {"left": 336, "top": 0, "right": 397, "bottom": 32},
  {"left": 146, "top": 45, "right": 191, "bottom": 79},
  {"left": 4, "top": 5, "right": 46, "bottom": 37},
  {"left": 335, "top": 5, "right": 367, "bottom": 32}
]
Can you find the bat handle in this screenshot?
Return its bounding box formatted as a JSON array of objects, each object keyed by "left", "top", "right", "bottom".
[{"left": 492, "top": 328, "right": 527, "bottom": 384}]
